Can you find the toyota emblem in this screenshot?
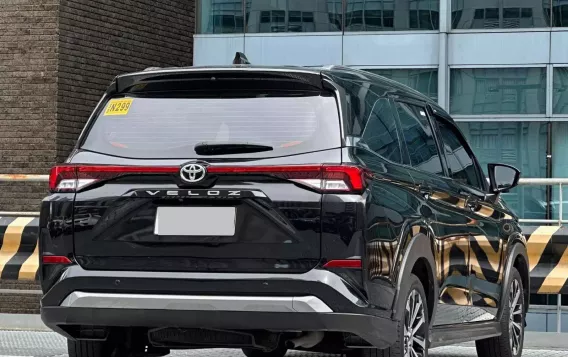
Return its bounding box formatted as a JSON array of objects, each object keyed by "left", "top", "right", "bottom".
[{"left": 180, "top": 163, "right": 207, "bottom": 183}]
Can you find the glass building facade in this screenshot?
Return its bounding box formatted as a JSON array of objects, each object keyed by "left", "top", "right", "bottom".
[
  {"left": 196, "top": 0, "right": 568, "bottom": 224},
  {"left": 194, "top": 0, "right": 568, "bottom": 331}
]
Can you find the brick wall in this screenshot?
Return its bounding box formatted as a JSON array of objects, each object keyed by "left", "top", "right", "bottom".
[
  {"left": 56, "top": 0, "right": 195, "bottom": 162},
  {"left": 0, "top": 0, "right": 195, "bottom": 212},
  {"left": 0, "top": 280, "right": 40, "bottom": 314},
  {"left": 0, "top": 0, "right": 59, "bottom": 211},
  {"left": 0, "top": 0, "right": 195, "bottom": 312}
]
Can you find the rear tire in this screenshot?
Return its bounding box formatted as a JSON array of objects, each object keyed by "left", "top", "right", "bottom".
[
  {"left": 242, "top": 346, "right": 288, "bottom": 357},
  {"left": 68, "top": 340, "right": 114, "bottom": 357},
  {"left": 475, "top": 268, "right": 525, "bottom": 357},
  {"left": 347, "top": 274, "right": 429, "bottom": 357}
]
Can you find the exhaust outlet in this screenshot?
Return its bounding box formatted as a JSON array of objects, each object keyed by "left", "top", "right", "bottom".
[{"left": 286, "top": 331, "right": 324, "bottom": 349}]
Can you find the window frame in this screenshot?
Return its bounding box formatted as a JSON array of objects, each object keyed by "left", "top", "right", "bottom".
[{"left": 429, "top": 108, "right": 489, "bottom": 192}]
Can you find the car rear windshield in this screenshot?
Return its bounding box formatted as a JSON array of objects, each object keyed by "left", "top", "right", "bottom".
[{"left": 80, "top": 93, "right": 341, "bottom": 159}]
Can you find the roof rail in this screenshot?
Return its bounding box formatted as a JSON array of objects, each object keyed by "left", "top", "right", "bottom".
[
  {"left": 143, "top": 66, "right": 162, "bottom": 71},
  {"left": 233, "top": 52, "right": 250, "bottom": 65}
]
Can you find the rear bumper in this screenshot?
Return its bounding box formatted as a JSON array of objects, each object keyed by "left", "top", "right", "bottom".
[
  {"left": 42, "top": 305, "right": 397, "bottom": 349},
  {"left": 41, "top": 266, "right": 398, "bottom": 349}
]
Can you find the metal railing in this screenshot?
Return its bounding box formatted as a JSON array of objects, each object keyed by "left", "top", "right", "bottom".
[
  {"left": 517, "top": 178, "right": 568, "bottom": 226},
  {"left": 0, "top": 174, "right": 49, "bottom": 182},
  {"left": 0, "top": 174, "right": 567, "bottom": 331},
  {"left": 515, "top": 178, "right": 568, "bottom": 333}
]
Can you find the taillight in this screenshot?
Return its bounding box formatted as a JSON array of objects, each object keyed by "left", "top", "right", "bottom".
[
  {"left": 208, "top": 164, "right": 368, "bottom": 193},
  {"left": 49, "top": 165, "right": 178, "bottom": 192},
  {"left": 49, "top": 164, "right": 367, "bottom": 193}
]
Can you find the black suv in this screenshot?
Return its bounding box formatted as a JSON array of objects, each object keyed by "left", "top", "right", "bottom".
[{"left": 39, "top": 57, "right": 529, "bottom": 357}]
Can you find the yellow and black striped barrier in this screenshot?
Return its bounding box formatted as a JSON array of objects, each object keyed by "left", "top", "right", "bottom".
[
  {"left": 525, "top": 226, "right": 568, "bottom": 295},
  {"left": 0, "top": 217, "right": 40, "bottom": 281},
  {"left": 0, "top": 217, "right": 567, "bottom": 295}
]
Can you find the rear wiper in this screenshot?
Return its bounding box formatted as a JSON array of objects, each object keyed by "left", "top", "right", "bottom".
[{"left": 194, "top": 142, "right": 274, "bottom": 156}]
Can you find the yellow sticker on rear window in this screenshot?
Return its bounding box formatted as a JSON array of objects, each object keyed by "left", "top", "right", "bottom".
[{"left": 104, "top": 98, "right": 133, "bottom": 116}]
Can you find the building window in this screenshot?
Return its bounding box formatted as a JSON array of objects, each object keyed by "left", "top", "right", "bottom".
[
  {"left": 198, "top": 0, "right": 245, "bottom": 34},
  {"left": 345, "top": 0, "right": 439, "bottom": 31},
  {"left": 554, "top": 67, "right": 568, "bottom": 115},
  {"left": 245, "top": 0, "right": 342, "bottom": 33},
  {"left": 451, "top": 0, "right": 552, "bottom": 29},
  {"left": 553, "top": 0, "right": 568, "bottom": 27},
  {"left": 450, "top": 68, "right": 546, "bottom": 115},
  {"left": 552, "top": 122, "right": 568, "bottom": 220},
  {"left": 364, "top": 69, "right": 438, "bottom": 101},
  {"left": 457, "top": 122, "right": 548, "bottom": 220}
]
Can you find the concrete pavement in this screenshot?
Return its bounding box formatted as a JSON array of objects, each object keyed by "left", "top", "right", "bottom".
[{"left": 0, "top": 330, "right": 566, "bottom": 357}]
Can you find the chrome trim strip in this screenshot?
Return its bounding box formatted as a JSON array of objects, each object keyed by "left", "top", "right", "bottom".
[
  {"left": 60, "top": 292, "right": 333, "bottom": 313},
  {"left": 62, "top": 267, "right": 366, "bottom": 306}
]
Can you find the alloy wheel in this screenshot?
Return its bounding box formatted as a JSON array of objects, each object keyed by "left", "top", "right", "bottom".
[
  {"left": 509, "top": 279, "right": 523, "bottom": 355},
  {"left": 404, "top": 290, "right": 427, "bottom": 357}
]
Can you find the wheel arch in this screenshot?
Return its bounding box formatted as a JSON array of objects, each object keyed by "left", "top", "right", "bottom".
[
  {"left": 392, "top": 225, "right": 438, "bottom": 325},
  {"left": 498, "top": 235, "right": 530, "bottom": 320}
]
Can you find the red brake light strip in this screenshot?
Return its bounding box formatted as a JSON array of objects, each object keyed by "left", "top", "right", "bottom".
[{"left": 49, "top": 164, "right": 366, "bottom": 193}]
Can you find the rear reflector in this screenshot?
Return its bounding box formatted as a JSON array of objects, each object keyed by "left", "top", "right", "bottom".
[
  {"left": 42, "top": 256, "right": 73, "bottom": 265},
  {"left": 323, "top": 259, "right": 362, "bottom": 269},
  {"left": 49, "top": 164, "right": 367, "bottom": 193}
]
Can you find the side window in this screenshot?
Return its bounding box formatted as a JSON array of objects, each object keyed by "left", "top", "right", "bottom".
[
  {"left": 361, "top": 98, "right": 402, "bottom": 163},
  {"left": 395, "top": 101, "right": 443, "bottom": 175},
  {"left": 434, "top": 118, "right": 483, "bottom": 189}
]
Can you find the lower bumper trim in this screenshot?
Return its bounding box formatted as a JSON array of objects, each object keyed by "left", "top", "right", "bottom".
[{"left": 60, "top": 292, "right": 333, "bottom": 313}]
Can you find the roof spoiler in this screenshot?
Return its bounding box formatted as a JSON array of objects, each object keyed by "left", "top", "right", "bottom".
[{"left": 233, "top": 52, "right": 250, "bottom": 65}]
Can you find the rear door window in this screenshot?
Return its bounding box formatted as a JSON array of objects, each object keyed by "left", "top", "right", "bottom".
[
  {"left": 361, "top": 98, "right": 402, "bottom": 163},
  {"left": 81, "top": 93, "right": 341, "bottom": 159},
  {"left": 395, "top": 101, "right": 443, "bottom": 175}
]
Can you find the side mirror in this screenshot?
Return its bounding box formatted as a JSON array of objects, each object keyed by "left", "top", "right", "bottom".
[{"left": 488, "top": 163, "right": 521, "bottom": 194}]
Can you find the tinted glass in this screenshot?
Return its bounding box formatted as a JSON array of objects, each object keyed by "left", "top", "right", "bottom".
[
  {"left": 329, "top": 75, "right": 397, "bottom": 138},
  {"left": 457, "top": 121, "right": 548, "bottom": 220},
  {"left": 345, "top": 0, "right": 439, "bottom": 31},
  {"left": 245, "top": 0, "right": 343, "bottom": 33},
  {"left": 82, "top": 94, "right": 341, "bottom": 159},
  {"left": 553, "top": 67, "right": 568, "bottom": 114},
  {"left": 198, "top": 0, "right": 244, "bottom": 34},
  {"left": 553, "top": 0, "right": 568, "bottom": 27},
  {"left": 396, "top": 102, "right": 443, "bottom": 174},
  {"left": 364, "top": 69, "right": 438, "bottom": 101},
  {"left": 451, "top": 0, "right": 551, "bottom": 29},
  {"left": 435, "top": 118, "right": 482, "bottom": 188},
  {"left": 361, "top": 98, "right": 402, "bottom": 163},
  {"left": 450, "top": 68, "right": 546, "bottom": 115}
]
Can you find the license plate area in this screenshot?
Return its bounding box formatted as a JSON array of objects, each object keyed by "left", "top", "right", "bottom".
[{"left": 154, "top": 206, "right": 236, "bottom": 237}]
